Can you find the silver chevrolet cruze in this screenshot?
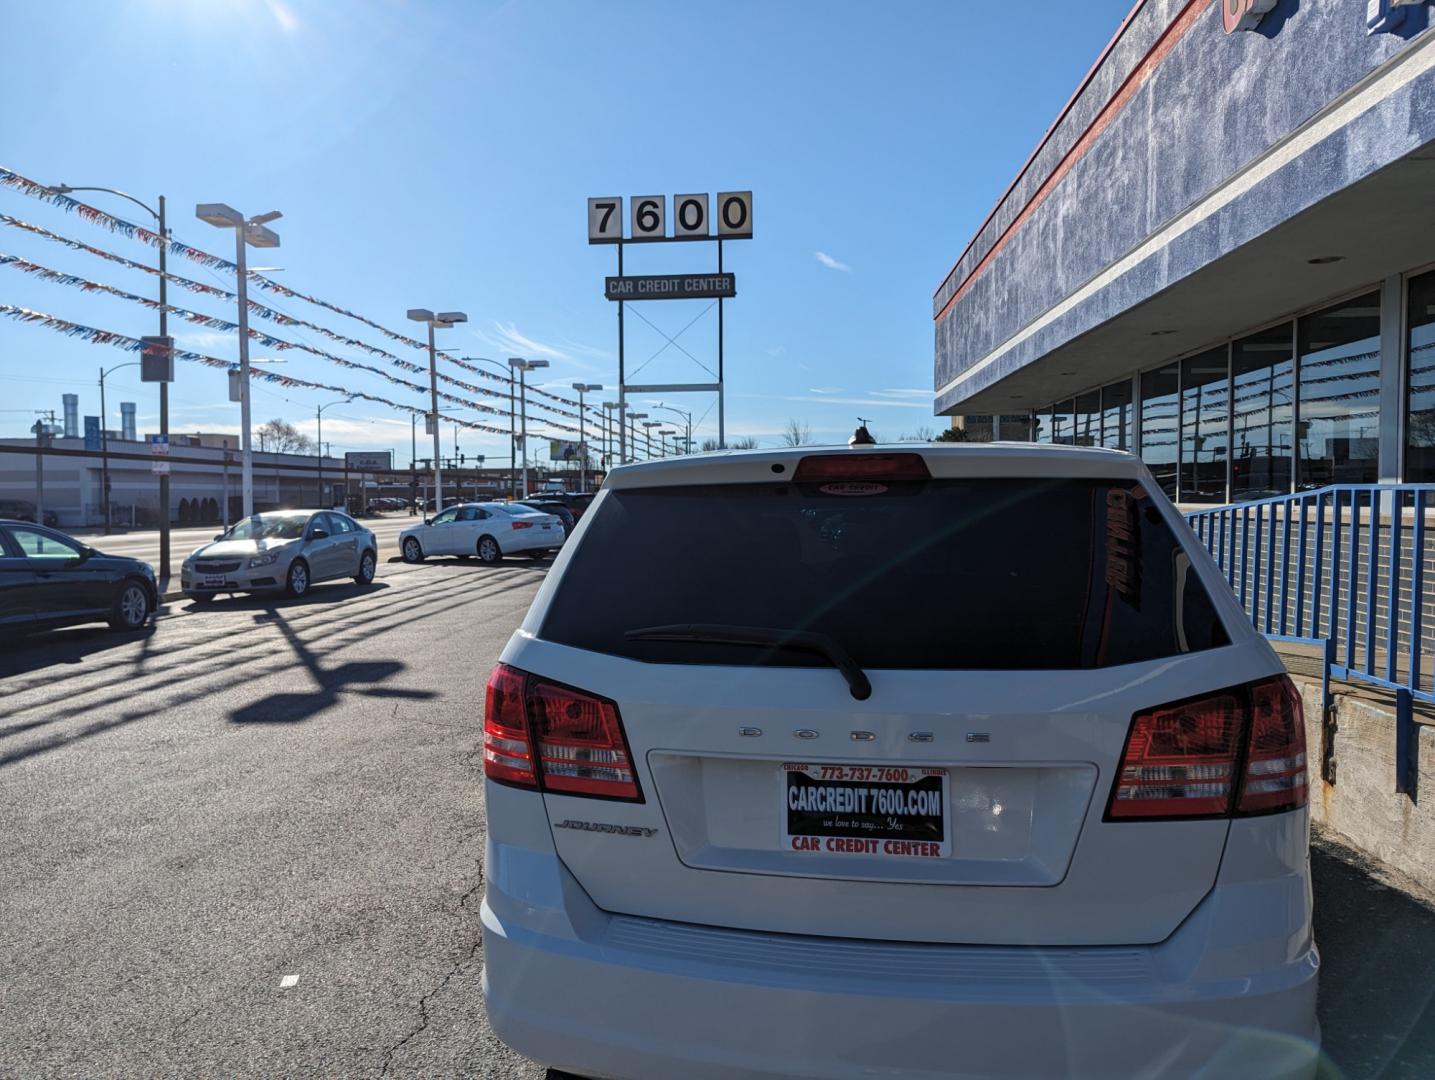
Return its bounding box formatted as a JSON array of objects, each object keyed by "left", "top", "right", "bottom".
[{"left": 181, "top": 510, "right": 377, "bottom": 601}]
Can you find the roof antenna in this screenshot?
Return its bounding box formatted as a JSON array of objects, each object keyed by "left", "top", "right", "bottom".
[{"left": 849, "top": 416, "right": 876, "bottom": 447}]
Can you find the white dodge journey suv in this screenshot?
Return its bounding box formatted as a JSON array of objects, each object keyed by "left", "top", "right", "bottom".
[{"left": 480, "top": 443, "right": 1318, "bottom": 1079}]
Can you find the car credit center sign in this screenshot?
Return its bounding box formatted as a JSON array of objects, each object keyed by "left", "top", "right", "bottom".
[{"left": 604, "top": 273, "right": 735, "bottom": 301}]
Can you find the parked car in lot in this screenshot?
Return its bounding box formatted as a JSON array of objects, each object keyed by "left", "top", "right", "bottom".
[
  {"left": 534, "top": 491, "right": 595, "bottom": 521},
  {"left": 480, "top": 444, "right": 1318, "bottom": 1079},
  {"left": 0, "top": 519, "right": 156, "bottom": 633},
  {"left": 513, "top": 500, "right": 576, "bottom": 536},
  {"left": 399, "top": 502, "right": 562, "bottom": 564},
  {"left": 181, "top": 509, "right": 376, "bottom": 600}
]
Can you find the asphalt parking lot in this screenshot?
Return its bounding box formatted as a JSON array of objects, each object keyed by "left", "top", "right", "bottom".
[{"left": 1, "top": 553, "right": 1434, "bottom": 1078}]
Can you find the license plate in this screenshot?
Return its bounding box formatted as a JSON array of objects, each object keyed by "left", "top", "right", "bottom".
[
  {"left": 783, "top": 763, "right": 950, "bottom": 859},
  {"left": 201, "top": 575, "right": 225, "bottom": 588}
]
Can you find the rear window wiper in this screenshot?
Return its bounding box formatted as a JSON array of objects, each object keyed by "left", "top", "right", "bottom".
[{"left": 624, "top": 623, "right": 872, "bottom": 701}]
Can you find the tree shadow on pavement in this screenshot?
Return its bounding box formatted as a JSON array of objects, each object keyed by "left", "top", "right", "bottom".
[
  {"left": 228, "top": 607, "right": 435, "bottom": 725},
  {"left": 1314, "top": 834, "right": 1435, "bottom": 1079}
]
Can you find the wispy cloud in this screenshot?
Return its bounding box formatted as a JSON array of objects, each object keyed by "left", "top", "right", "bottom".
[
  {"left": 475, "top": 321, "right": 570, "bottom": 362},
  {"left": 808, "top": 387, "right": 844, "bottom": 394},
  {"left": 814, "top": 251, "right": 851, "bottom": 273},
  {"left": 766, "top": 345, "right": 787, "bottom": 357},
  {"left": 871, "top": 388, "right": 932, "bottom": 399},
  {"left": 173, "top": 330, "right": 235, "bottom": 352},
  {"left": 746, "top": 394, "right": 932, "bottom": 411}
]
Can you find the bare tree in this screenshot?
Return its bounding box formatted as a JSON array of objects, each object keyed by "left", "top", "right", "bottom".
[
  {"left": 256, "top": 418, "right": 314, "bottom": 454},
  {"left": 780, "top": 418, "right": 814, "bottom": 447},
  {"left": 899, "top": 425, "right": 937, "bottom": 442},
  {"left": 935, "top": 426, "right": 969, "bottom": 442},
  {"left": 699, "top": 436, "right": 761, "bottom": 451}
]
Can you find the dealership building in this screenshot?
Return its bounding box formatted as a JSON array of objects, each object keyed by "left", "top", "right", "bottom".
[{"left": 935, "top": 0, "right": 1435, "bottom": 504}]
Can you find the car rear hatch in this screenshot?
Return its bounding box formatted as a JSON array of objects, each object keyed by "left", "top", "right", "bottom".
[{"left": 495, "top": 448, "right": 1286, "bottom": 947}]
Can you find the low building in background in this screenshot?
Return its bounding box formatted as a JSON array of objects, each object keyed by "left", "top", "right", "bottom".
[{"left": 934, "top": 2, "right": 1435, "bottom": 505}]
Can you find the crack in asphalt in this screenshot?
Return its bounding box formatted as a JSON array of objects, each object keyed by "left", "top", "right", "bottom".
[{"left": 378, "top": 870, "right": 487, "bottom": 1077}]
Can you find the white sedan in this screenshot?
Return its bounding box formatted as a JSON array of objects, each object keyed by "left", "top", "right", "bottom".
[{"left": 399, "top": 502, "right": 562, "bottom": 565}]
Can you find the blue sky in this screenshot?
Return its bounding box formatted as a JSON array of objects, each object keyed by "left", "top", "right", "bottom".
[{"left": 1, "top": 0, "right": 1133, "bottom": 463}]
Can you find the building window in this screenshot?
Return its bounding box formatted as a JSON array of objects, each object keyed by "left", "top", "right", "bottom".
[
  {"left": 962, "top": 414, "right": 995, "bottom": 442},
  {"left": 997, "top": 414, "right": 1032, "bottom": 441},
  {"left": 1231, "top": 323, "right": 1295, "bottom": 500},
  {"left": 1074, "top": 391, "right": 1101, "bottom": 446},
  {"left": 1033, "top": 408, "right": 1052, "bottom": 443},
  {"left": 1406, "top": 270, "right": 1435, "bottom": 482},
  {"left": 1296, "top": 291, "right": 1381, "bottom": 489},
  {"left": 1180, "top": 347, "right": 1229, "bottom": 504},
  {"left": 1052, "top": 398, "right": 1076, "bottom": 444},
  {"left": 1140, "top": 364, "right": 1179, "bottom": 498},
  {"left": 1100, "top": 379, "right": 1133, "bottom": 451}
]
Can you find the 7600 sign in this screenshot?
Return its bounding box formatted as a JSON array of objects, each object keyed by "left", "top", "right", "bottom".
[{"left": 588, "top": 191, "right": 752, "bottom": 244}]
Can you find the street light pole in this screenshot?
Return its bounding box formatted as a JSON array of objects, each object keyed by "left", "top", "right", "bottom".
[
  {"left": 571, "top": 383, "right": 603, "bottom": 493},
  {"left": 317, "top": 397, "right": 351, "bottom": 508},
  {"left": 650, "top": 403, "right": 693, "bottom": 456},
  {"left": 510, "top": 358, "right": 550, "bottom": 498},
  {"left": 626, "top": 413, "right": 648, "bottom": 462},
  {"left": 407, "top": 308, "right": 467, "bottom": 514},
  {"left": 197, "top": 203, "right": 282, "bottom": 519},
  {"left": 98, "top": 361, "right": 139, "bottom": 533},
  {"left": 51, "top": 184, "right": 172, "bottom": 574}
]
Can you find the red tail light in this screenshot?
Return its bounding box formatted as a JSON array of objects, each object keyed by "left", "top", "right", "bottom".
[
  {"left": 483, "top": 665, "right": 537, "bottom": 787},
  {"left": 1237, "top": 676, "right": 1308, "bottom": 814},
  {"left": 482, "top": 664, "right": 642, "bottom": 802},
  {"left": 792, "top": 453, "right": 931, "bottom": 483},
  {"left": 511, "top": 521, "right": 533, "bottom": 530},
  {"left": 1107, "top": 675, "right": 1305, "bottom": 820}
]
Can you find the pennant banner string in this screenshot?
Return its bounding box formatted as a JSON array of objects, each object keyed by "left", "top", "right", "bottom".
[
  {"left": 0, "top": 210, "right": 593, "bottom": 427},
  {"left": 0, "top": 166, "right": 601, "bottom": 419},
  {"left": 0, "top": 224, "right": 585, "bottom": 432},
  {"left": 0, "top": 303, "right": 604, "bottom": 440}
]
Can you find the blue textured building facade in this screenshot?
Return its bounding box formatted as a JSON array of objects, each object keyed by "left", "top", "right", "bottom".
[{"left": 935, "top": 0, "right": 1435, "bottom": 503}]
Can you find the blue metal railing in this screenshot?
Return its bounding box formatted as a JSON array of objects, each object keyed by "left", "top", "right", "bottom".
[{"left": 1185, "top": 484, "right": 1434, "bottom": 795}]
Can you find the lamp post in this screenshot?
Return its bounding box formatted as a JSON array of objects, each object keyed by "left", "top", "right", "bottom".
[
  {"left": 643, "top": 420, "right": 662, "bottom": 460},
  {"left": 98, "top": 361, "right": 139, "bottom": 533},
  {"left": 571, "top": 383, "right": 603, "bottom": 492},
  {"left": 407, "top": 308, "right": 468, "bottom": 513},
  {"left": 649, "top": 402, "right": 693, "bottom": 456},
  {"left": 196, "top": 203, "right": 282, "bottom": 519},
  {"left": 510, "top": 358, "right": 549, "bottom": 497},
  {"left": 658, "top": 428, "right": 677, "bottom": 457},
  {"left": 457, "top": 353, "right": 520, "bottom": 497},
  {"left": 53, "top": 184, "right": 173, "bottom": 574},
  {"left": 626, "top": 413, "right": 649, "bottom": 461},
  {"left": 602, "top": 402, "right": 622, "bottom": 472},
  {"left": 316, "top": 397, "right": 352, "bottom": 508}
]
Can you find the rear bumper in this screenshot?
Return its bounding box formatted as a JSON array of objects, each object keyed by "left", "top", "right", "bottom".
[{"left": 482, "top": 853, "right": 1320, "bottom": 1080}]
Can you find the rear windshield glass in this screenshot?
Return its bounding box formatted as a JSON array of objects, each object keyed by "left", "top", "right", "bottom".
[{"left": 541, "top": 478, "right": 1228, "bottom": 670}]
